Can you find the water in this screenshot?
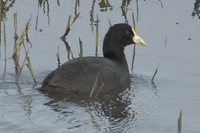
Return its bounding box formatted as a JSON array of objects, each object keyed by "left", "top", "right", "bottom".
[{"left": 0, "top": 0, "right": 200, "bottom": 133}]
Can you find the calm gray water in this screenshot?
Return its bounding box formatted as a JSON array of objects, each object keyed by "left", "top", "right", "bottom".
[{"left": 0, "top": 0, "right": 200, "bottom": 133}]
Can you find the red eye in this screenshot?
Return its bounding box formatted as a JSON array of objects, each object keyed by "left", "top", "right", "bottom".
[
  {"left": 125, "top": 30, "right": 133, "bottom": 38},
  {"left": 125, "top": 30, "right": 130, "bottom": 36}
]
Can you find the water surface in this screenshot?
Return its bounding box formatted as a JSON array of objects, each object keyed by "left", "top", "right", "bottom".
[{"left": 0, "top": 0, "right": 200, "bottom": 133}]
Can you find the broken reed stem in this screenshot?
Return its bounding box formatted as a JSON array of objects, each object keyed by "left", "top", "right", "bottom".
[
  {"left": 90, "top": 0, "right": 96, "bottom": 31},
  {"left": 177, "top": 110, "right": 182, "bottom": 133},
  {"left": 131, "top": 45, "right": 136, "bottom": 71},
  {"left": 16, "top": 43, "right": 30, "bottom": 82},
  {"left": 3, "top": 19, "right": 6, "bottom": 60},
  {"left": 121, "top": 2, "right": 128, "bottom": 24},
  {"left": 94, "top": 83, "right": 104, "bottom": 98},
  {"left": 0, "top": 22, "right": 1, "bottom": 58},
  {"left": 158, "top": 0, "right": 164, "bottom": 8},
  {"left": 79, "top": 37, "right": 83, "bottom": 57},
  {"left": 35, "top": 3, "right": 40, "bottom": 30},
  {"left": 132, "top": 12, "right": 136, "bottom": 29},
  {"left": 13, "top": 17, "right": 36, "bottom": 83},
  {"left": 13, "top": 13, "right": 18, "bottom": 40},
  {"left": 13, "top": 13, "right": 20, "bottom": 75},
  {"left": 26, "top": 56, "right": 37, "bottom": 84},
  {"left": 2, "top": 54, "right": 7, "bottom": 79},
  {"left": 62, "top": 15, "right": 71, "bottom": 39},
  {"left": 60, "top": 13, "right": 80, "bottom": 60},
  {"left": 46, "top": 0, "right": 50, "bottom": 25},
  {"left": 56, "top": 45, "right": 61, "bottom": 67},
  {"left": 131, "top": 12, "right": 136, "bottom": 71},
  {"left": 165, "top": 34, "right": 167, "bottom": 48},
  {"left": 136, "top": 0, "right": 139, "bottom": 22},
  {"left": 74, "top": 0, "right": 80, "bottom": 18},
  {"left": 95, "top": 14, "right": 99, "bottom": 57},
  {"left": 89, "top": 72, "right": 99, "bottom": 98},
  {"left": 62, "top": 13, "right": 80, "bottom": 39},
  {"left": 60, "top": 15, "right": 73, "bottom": 60},
  {"left": 108, "top": 19, "right": 112, "bottom": 26},
  {"left": 72, "top": 12, "right": 80, "bottom": 25},
  {"left": 151, "top": 61, "right": 161, "bottom": 82}
]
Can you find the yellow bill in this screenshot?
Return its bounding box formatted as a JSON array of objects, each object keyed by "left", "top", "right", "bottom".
[{"left": 132, "top": 27, "right": 146, "bottom": 47}]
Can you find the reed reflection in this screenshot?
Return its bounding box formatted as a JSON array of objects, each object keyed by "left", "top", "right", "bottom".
[
  {"left": 35, "top": 0, "right": 50, "bottom": 30},
  {"left": 98, "top": 0, "right": 113, "bottom": 12},
  {"left": 42, "top": 83, "right": 135, "bottom": 126}
]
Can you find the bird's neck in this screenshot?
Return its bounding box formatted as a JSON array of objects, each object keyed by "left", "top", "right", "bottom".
[{"left": 103, "top": 40, "right": 128, "bottom": 70}]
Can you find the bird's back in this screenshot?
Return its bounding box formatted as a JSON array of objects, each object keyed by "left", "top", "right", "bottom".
[{"left": 41, "top": 57, "right": 130, "bottom": 94}]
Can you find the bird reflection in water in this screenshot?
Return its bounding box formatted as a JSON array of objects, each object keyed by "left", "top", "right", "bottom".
[{"left": 41, "top": 78, "right": 136, "bottom": 123}]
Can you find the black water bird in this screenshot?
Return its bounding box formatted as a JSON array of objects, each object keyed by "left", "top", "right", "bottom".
[{"left": 41, "top": 23, "right": 145, "bottom": 95}]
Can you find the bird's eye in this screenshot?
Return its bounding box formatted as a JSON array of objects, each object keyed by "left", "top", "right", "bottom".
[
  {"left": 125, "top": 30, "right": 130, "bottom": 36},
  {"left": 125, "top": 30, "right": 133, "bottom": 38}
]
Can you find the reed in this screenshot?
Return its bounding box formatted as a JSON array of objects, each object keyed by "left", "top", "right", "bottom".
[
  {"left": 57, "top": 0, "right": 60, "bottom": 6},
  {"left": 131, "top": 12, "right": 136, "bottom": 71},
  {"left": 136, "top": 0, "right": 140, "bottom": 22},
  {"left": 131, "top": 45, "right": 136, "bottom": 71},
  {"left": 13, "top": 16, "right": 36, "bottom": 83},
  {"left": 158, "top": 0, "right": 164, "bottom": 8},
  {"left": 151, "top": 61, "right": 161, "bottom": 82},
  {"left": 165, "top": 34, "right": 168, "bottom": 48},
  {"left": 89, "top": 72, "right": 99, "bottom": 98},
  {"left": 121, "top": 0, "right": 128, "bottom": 24},
  {"left": 74, "top": 0, "right": 80, "bottom": 16},
  {"left": 35, "top": 0, "right": 50, "bottom": 30},
  {"left": 99, "top": 0, "right": 113, "bottom": 12},
  {"left": 56, "top": 45, "right": 61, "bottom": 67},
  {"left": 95, "top": 14, "right": 99, "bottom": 56},
  {"left": 177, "top": 110, "right": 183, "bottom": 133},
  {"left": 1, "top": 18, "right": 7, "bottom": 78},
  {"left": 35, "top": 2, "right": 39, "bottom": 30},
  {"left": 108, "top": 19, "right": 112, "bottom": 26},
  {"left": 0, "top": 23, "right": 1, "bottom": 59},
  {"left": 26, "top": 56, "right": 37, "bottom": 84},
  {"left": 79, "top": 37, "right": 83, "bottom": 57},
  {"left": 0, "top": 0, "right": 17, "bottom": 58},
  {"left": 3, "top": 19, "right": 6, "bottom": 61},
  {"left": 61, "top": 15, "right": 73, "bottom": 60},
  {"left": 13, "top": 13, "right": 20, "bottom": 75},
  {"left": 60, "top": 12, "right": 80, "bottom": 60},
  {"left": 0, "top": 0, "right": 3, "bottom": 58},
  {"left": 90, "top": 0, "right": 96, "bottom": 31}
]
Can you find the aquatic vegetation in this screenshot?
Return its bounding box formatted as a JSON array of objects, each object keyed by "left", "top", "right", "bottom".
[
  {"left": 95, "top": 15, "right": 100, "bottom": 56},
  {"left": 60, "top": 13, "right": 80, "bottom": 60},
  {"left": 151, "top": 61, "right": 161, "bottom": 83},
  {"left": 74, "top": 0, "right": 80, "bottom": 17},
  {"left": 98, "top": 0, "right": 113, "bottom": 12},
  {"left": 0, "top": 1, "right": 199, "bottom": 133},
  {"left": 177, "top": 110, "right": 183, "bottom": 133},
  {"left": 90, "top": 0, "right": 96, "bottom": 31},
  {"left": 0, "top": 0, "right": 16, "bottom": 78},
  {"left": 121, "top": 0, "right": 132, "bottom": 8},
  {"left": 35, "top": 0, "right": 50, "bottom": 30},
  {"left": 89, "top": 72, "right": 100, "bottom": 98},
  {"left": 12, "top": 16, "right": 36, "bottom": 84},
  {"left": 0, "top": 0, "right": 16, "bottom": 21},
  {"left": 79, "top": 37, "right": 83, "bottom": 57},
  {"left": 131, "top": 12, "right": 136, "bottom": 71},
  {"left": 56, "top": 46, "right": 61, "bottom": 67},
  {"left": 192, "top": 0, "right": 200, "bottom": 19},
  {"left": 158, "top": 0, "right": 164, "bottom": 8},
  {"left": 121, "top": 0, "right": 131, "bottom": 24}
]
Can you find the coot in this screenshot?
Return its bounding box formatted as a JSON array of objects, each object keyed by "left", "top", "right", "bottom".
[{"left": 41, "top": 23, "right": 145, "bottom": 94}]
